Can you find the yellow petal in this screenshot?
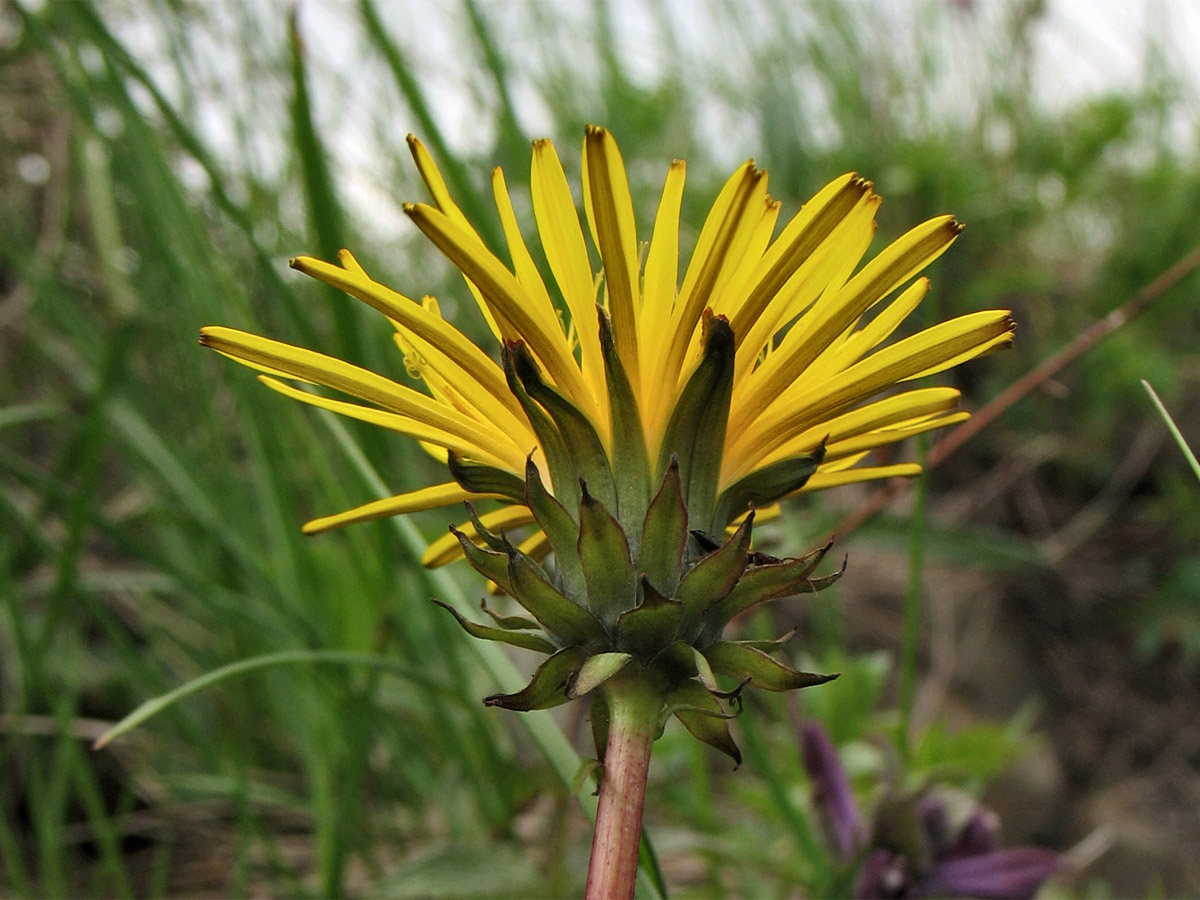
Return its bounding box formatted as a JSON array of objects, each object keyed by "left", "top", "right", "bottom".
[
  {"left": 639, "top": 159, "right": 686, "bottom": 425},
  {"left": 730, "top": 309, "right": 1014, "bottom": 471},
  {"left": 711, "top": 196, "right": 780, "bottom": 319},
  {"left": 404, "top": 202, "right": 594, "bottom": 414},
  {"left": 530, "top": 138, "right": 605, "bottom": 399},
  {"left": 804, "top": 277, "right": 930, "bottom": 383},
  {"left": 292, "top": 253, "right": 527, "bottom": 425},
  {"left": 727, "top": 174, "right": 875, "bottom": 345},
  {"left": 304, "top": 482, "right": 492, "bottom": 535},
  {"left": 200, "top": 326, "right": 518, "bottom": 454},
  {"left": 820, "top": 411, "right": 970, "bottom": 463},
  {"left": 733, "top": 214, "right": 959, "bottom": 429},
  {"left": 491, "top": 167, "right": 565, "bottom": 346},
  {"left": 786, "top": 215, "right": 964, "bottom": 369},
  {"left": 258, "top": 375, "right": 525, "bottom": 470},
  {"left": 732, "top": 189, "right": 880, "bottom": 383},
  {"left": 798, "top": 463, "right": 923, "bottom": 493},
  {"left": 730, "top": 386, "right": 962, "bottom": 478},
  {"left": 664, "top": 164, "right": 767, "bottom": 387},
  {"left": 676, "top": 161, "right": 760, "bottom": 318},
  {"left": 583, "top": 126, "right": 641, "bottom": 386},
  {"left": 407, "top": 135, "right": 503, "bottom": 339}
]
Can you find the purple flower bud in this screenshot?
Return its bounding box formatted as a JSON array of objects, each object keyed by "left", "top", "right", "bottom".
[
  {"left": 854, "top": 848, "right": 913, "bottom": 899},
  {"left": 919, "top": 847, "right": 1059, "bottom": 899},
  {"left": 801, "top": 721, "right": 863, "bottom": 859},
  {"left": 948, "top": 806, "right": 1000, "bottom": 859}
]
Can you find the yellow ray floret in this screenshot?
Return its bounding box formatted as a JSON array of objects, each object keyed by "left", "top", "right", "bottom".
[
  {"left": 201, "top": 125, "right": 1012, "bottom": 560},
  {"left": 304, "top": 482, "right": 500, "bottom": 535}
]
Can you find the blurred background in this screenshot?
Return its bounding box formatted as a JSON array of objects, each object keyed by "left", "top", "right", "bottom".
[{"left": 2, "top": 0, "right": 1199, "bottom": 896}]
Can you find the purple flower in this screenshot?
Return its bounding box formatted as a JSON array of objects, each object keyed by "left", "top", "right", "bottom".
[
  {"left": 802, "top": 721, "right": 864, "bottom": 859},
  {"left": 920, "top": 848, "right": 1059, "bottom": 899},
  {"left": 800, "top": 720, "right": 1059, "bottom": 899}
]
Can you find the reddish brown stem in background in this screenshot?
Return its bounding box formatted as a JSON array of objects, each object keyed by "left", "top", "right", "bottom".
[{"left": 828, "top": 242, "right": 1200, "bottom": 543}]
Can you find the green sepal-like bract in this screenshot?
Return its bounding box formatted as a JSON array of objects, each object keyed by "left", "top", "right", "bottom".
[
  {"left": 510, "top": 340, "right": 618, "bottom": 514},
  {"left": 616, "top": 580, "right": 682, "bottom": 656},
  {"left": 664, "top": 679, "right": 742, "bottom": 766},
  {"left": 432, "top": 599, "right": 558, "bottom": 654},
  {"left": 655, "top": 311, "right": 735, "bottom": 532},
  {"left": 450, "top": 524, "right": 513, "bottom": 593},
  {"left": 578, "top": 483, "right": 638, "bottom": 628},
  {"left": 703, "top": 641, "right": 839, "bottom": 692},
  {"left": 507, "top": 548, "right": 608, "bottom": 647},
  {"left": 597, "top": 308, "right": 652, "bottom": 546},
  {"left": 464, "top": 502, "right": 508, "bottom": 553},
  {"left": 447, "top": 451, "right": 526, "bottom": 502},
  {"left": 524, "top": 458, "right": 586, "bottom": 599},
  {"left": 702, "top": 541, "right": 836, "bottom": 640},
  {"left": 675, "top": 512, "right": 754, "bottom": 639},
  {"left": 483, "top": 646, "right": 589, "bottom": 711},
  {"left": 639, "top": 458, "right": 688, "bottom": 596},
  {"left": 479, "top": 598, "right": 541, "bottom": 631},
  {"left": 570, "top": 652, "right": 634, "bottom": 699},
  {"left": 502, "top": 341, "right": 578, "bottom": 513},
  {"left": 713, "top": 442, "right": 826, "bottom": 527}
]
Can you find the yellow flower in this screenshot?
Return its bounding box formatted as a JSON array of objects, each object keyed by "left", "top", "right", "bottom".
[{"left": 201, "top": 126, "right": 1012, "bottom": 569}]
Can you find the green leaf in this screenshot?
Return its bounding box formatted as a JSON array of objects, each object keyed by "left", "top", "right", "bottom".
[
  {"left": 450, "top": 525, "right": 513, "bottom": 592},
  {"left": 569, "top": 652, "right": 634, "bottom": 698},
  {"left": 510, "top": 341, "right": 617, "bottom": 513},
  {"left": 432, "top": 599, "right": 557, "bottom": 654},
  {"left": 703, "top": 641, "right": 838, "bottom": 692},
  {"left": 377, "top": 843, "right": 540, "bottom": 899},
  {"left": 912, "top": 718, "right": 1032, "bottom": 783},
  {"left": 578, "top": 486, "right": 638, "bottom": 627},
  {"left": 523, "top": 457, "right": 585, "bottom": 599},
  {"left": 666, "top": 680, "right": 742, "bottom": 766},
  {"left": 288, "top": 9, "right": 360, "bottom": 363},
  {"left": 598, "top": 308, "right": 651, "bottom": 544},
  {"left": 483, "top": 647, "right": 589, "bottom": 711},
  {"left": 713, "top": 443, "right": 826, "bottom": 526},
  {"left": 507, "top": 549, "right": 608, "bottom": 647},
  {"left": 94, "top": 650, "right": 452, "bottom": 749},
  {"left": 616, "top": 581, "right": 682, "bottom": 656},
  {"left": 704, "top": 542, "right": 837, "bottom": 640},
  {"left": 447, "top": 452, "right": 525, "bottom": 501},
  {"left": 655, "top": 312, "right": 734, "bottom": 532},
  {"left": 676, "top": 512, "right": 754, "bottom": 638},
  {"left": 639, "top": 458, "right": 688, "bottom": 596}
]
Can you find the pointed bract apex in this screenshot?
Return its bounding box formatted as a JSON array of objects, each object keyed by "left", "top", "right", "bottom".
[
  {"left": 483, "top": 647, "right": 588, "bottom": 711},
  {"left": 447, "top": 452, "right": 525, "bottom": 501}
]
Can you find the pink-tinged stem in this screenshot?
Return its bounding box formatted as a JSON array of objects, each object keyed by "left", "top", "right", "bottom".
[{"left": 585, "top": 681, "right": 661, "bottom": 900}]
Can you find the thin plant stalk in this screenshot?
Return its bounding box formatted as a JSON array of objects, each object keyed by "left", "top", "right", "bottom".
[
  {"left": 1143, "top": 379, "right": 1200, "bottom": 483},
  {"left": 585, "top": 676, "right": 663, "bottom": 900}
]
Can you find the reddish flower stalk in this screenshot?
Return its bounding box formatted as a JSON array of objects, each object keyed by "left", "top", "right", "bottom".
[{"left": 585, "top": 679, "right": 662, "bottom": 900}]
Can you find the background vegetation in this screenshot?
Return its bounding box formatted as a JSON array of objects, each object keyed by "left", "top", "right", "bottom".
[{"left": 2, "top": 0, "right": 1198, "bottom": 896}]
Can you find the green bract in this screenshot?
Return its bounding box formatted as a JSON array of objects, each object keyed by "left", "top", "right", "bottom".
[{"left": 436, "top": 311, "right": 840, "bottom": 764}]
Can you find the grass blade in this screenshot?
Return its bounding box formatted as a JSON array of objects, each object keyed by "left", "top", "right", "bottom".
[
  {"left": 93, "top": 650, "right": 454, "bottom": 749},
  {"left": 1143, "top": 379, "right": 1200, "bottom": 484}
]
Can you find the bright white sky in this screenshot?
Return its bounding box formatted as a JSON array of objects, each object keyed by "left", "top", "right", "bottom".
[{"left": 36, "top": 0, "right": 1198, "bottom": 239}]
